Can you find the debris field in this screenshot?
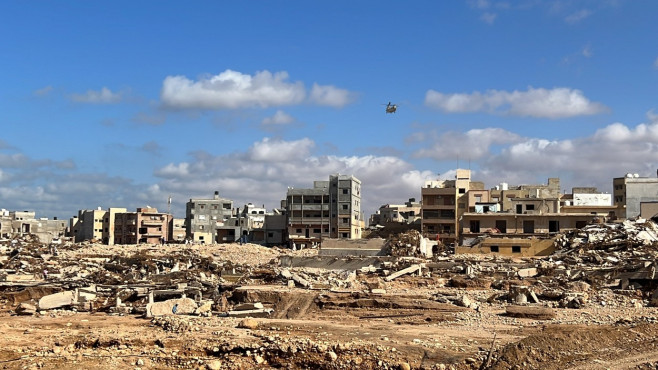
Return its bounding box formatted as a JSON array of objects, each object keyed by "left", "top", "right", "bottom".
[{"left": 3, "top": 219, "right": 658, "bottom": 369}]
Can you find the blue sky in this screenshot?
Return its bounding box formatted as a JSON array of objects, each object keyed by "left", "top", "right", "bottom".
[{"left": 1, "top": 0, "right": 658, "bottom": 220}]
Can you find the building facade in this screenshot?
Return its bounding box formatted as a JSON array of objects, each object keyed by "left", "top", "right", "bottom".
[
  {"left": 114, "top": 207, "right": 172, "bottom": 245},
  {"left": 613, "top": 173, "right": 658, "bottom": 219},
  {"left": 285, "top": 174, "right": 361, "bottom": 247},
  {"left": 185, "top": 191, "right": 234, "bottom": 243}
]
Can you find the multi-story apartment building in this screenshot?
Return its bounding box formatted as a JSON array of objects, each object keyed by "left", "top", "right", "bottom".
[
  {"left": 330, "top": 174, "right": 362, "bottom": 239},
  {"left": 71, "top": 207, "right": 127, "bottom": 244},
  {"left": 613, "top": 173, "right": 658, "bottom": 219},
  {"left": 458, "top": 181, "right": 614, "bottom": 256},
  {"left": 421, "top": 169, "right": 476, "bottom": 244},
  {"left": 285, "top": 174, "right": 361, "bottom": 247},
  {"left": 185, "top": 191, "right": 234, "bottom": 243},
  {"left": 114, "top": 207, "right": 171, "bottom": 245}
]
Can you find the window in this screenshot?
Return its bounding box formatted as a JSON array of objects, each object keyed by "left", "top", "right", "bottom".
[
  {"left": 475, "top": 195, "right": 482, "bottom": 203},
  {"left": 342, "top": 204, "right": 348, "bottom": 210},
  {"left": 296, "top": 229, "right": 302, "bottom": 233},
  {"left": 341, "top": 233, "right": 349, "bottom": 238},
  {"left": 313, "top": 228, "right": 321, "bottom": 233},
  {"left": 526, "top": 204, "right": 535, "bottom": 211},
  {"left": 458, "top": 188, "right": 466, "bottom": 194},
  {"left": 490, "top": 245, "right": 499, "bottom": 253},
  {"left": 342, "top": 217, "right": 349, "bottom": 223},
  {"left": 268, "top": 232, "right": 274, "bottom": 237},
  {"left": 213, "top": 205, "right": 218, "bottom": 210},
  {"left": 512, "top": 246, "right": 521, "bottom": 253},
  {"left": 469, "top": 220, "right": 480, "bottom": 233},
  {"left": 200, "top": 204, "right": 205, "bottom": 209},
  {"left": 549, "top": 220, "right": 560, "bottom": 233}
]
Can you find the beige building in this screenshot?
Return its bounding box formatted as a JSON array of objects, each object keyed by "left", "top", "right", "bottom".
[
  {"left": 421, "top": 169, "right": 477, "bottom": 244},
  {"left": 71, "top": 207, "right": 127, "bottom": 244},
  {"left": 286, "top": 174, "right": 362, "bottom": 247},
  {"left": 114, "top": 207, "right": 172, "bottom": 245}
]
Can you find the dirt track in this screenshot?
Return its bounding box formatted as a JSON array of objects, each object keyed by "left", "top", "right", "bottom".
[{"left": 2, "top": 295, "right": 658, "bottom": 369}]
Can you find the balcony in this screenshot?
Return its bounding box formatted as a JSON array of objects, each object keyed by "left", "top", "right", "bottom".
[
  {"left": 289, "top": 204, "right": 328, "bottom": 211},
  {"left": 142, "top": 220, "right": 164, "bottom": 226}
]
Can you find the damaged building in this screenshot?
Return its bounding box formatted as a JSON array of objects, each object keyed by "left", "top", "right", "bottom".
[{"left": 285, "top": 174, "right": 362, "bottom": 248}]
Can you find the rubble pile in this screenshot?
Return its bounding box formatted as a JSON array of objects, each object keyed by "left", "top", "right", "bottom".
[{"left": 385, "top": 230, "right": 427, "bottom": 257}]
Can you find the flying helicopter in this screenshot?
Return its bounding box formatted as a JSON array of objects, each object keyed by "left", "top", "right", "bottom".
[{"left": 383, "top": 102, "right": 397, "bottom": 114}]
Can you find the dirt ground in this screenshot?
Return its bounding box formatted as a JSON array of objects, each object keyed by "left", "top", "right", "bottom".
[{"left": 3, "top": 242, "right": 658, "bottom": 369}]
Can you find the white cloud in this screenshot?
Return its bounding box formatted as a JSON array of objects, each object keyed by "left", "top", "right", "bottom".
[
  {"left": 247, "top": 137, "right": 314, "bottom": 162},
  {"left": 71, "top": 87, "right": 122, "bottom": 104},
  {"left": 262, "top": 110, "right": 294, "bottom": 125},
  {"left": 160, "top": 69, "right": 306, "bottom": 110},
  {"left": 149, "top": 137, "right": 432, "bottom": 218},
  {"left": 480, "top": 12, "right": 497, "bottom": 24},
  {"left": 160, "top": 69, "right": 356, "bottom": 110},
  {"left": 424, "top": 87, "right": 609, "bottom": 118},
  {"left": 413, "top": 128, "right": 522, "bottom": 160},
  {"left": 565, "top": 9, "right": 592, "bottom": 24},
  {"left": 309, "top": 83, "right": 355, "bottom": 107}
]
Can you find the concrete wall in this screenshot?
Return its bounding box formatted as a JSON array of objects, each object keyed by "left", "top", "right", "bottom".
[
  {"left": 456, "top": 237, "right": 555, "bottom": 257},
  {"left": 319, "top": 238, "right": 387, "bottom": 256}
]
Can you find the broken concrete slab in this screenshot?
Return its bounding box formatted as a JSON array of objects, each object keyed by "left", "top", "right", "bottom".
[
  {"left": 518, "top": 268, "right": 538, "bottom": 278},
  {"left": 38, "top": 291, "right": 75, "bottom": 310},
  {"left": 146, "top": 297, "right": 197, "bottom": 318},
  {"left": 234, "top": 302, "right": 264, "bottom": 310},
  {"left": 385, "top": 264, "right": 423, "bottom": 282},
  {"left": 15, "top": 302, "right": 36, "bottom": 315},
  {"left": 228, "top": 308, "right": 273, "bottom": 318},
  {"left": 505, "top": 305, "right": 556, "bottom": 320}
]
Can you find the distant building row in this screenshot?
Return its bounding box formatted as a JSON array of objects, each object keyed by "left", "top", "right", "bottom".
[
  {"left": 1, "top": 174, "right": 362, "bottom": 247},
  {"left": 415, "top": 170, "right": 658, "bottom": 256}
]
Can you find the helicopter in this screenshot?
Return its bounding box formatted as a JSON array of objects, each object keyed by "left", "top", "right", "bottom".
[{"left": 383, "top": 102, "right": 397, "bottom": 114}]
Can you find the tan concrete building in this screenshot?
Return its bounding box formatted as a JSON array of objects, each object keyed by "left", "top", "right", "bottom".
[
  {"left": 285, "top": 174, "right": 362, "bottom": 248},
  {"left": 114, "top": 207, "right": 172, "bottom": 245},
  {"left": 421, "top": 169, "right": 476, "bottom": 244},
  {"left": 71, "top": 207, "right": 127, "bottom": 244}
]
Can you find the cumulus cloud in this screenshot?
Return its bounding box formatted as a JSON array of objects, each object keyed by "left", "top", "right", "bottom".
[
  {"left": 424, "top": 87, "right": 609, "bottom": 118},
  {"left": 262, "top": 110, "right": 294, "bottom": 125},
  {"left": 565, "top": 9, "right": 592, "bottom": 24},
  {"left": 476, "top": 110, "right": 658, "bottom": 192},
  {"left": 160, "top": 69, "right": 306, "bottom": 110},
  {"left": 413, "top": 128, "right": 522, "bottom": 160},
  {"left": 71, "top": 87, "right": 123, "bottom": 104},
  {"left": 160, "top": 69, "right": 355, "bottom": 110},
  {"left": 308, "top": 83, "right": 355, "bottom": 107},
  {"left": 247, "top": 137, "right": 314, "bottom": 162},
  {"left": 150, "top": 137, "right": 433, "bottom": 218}
]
